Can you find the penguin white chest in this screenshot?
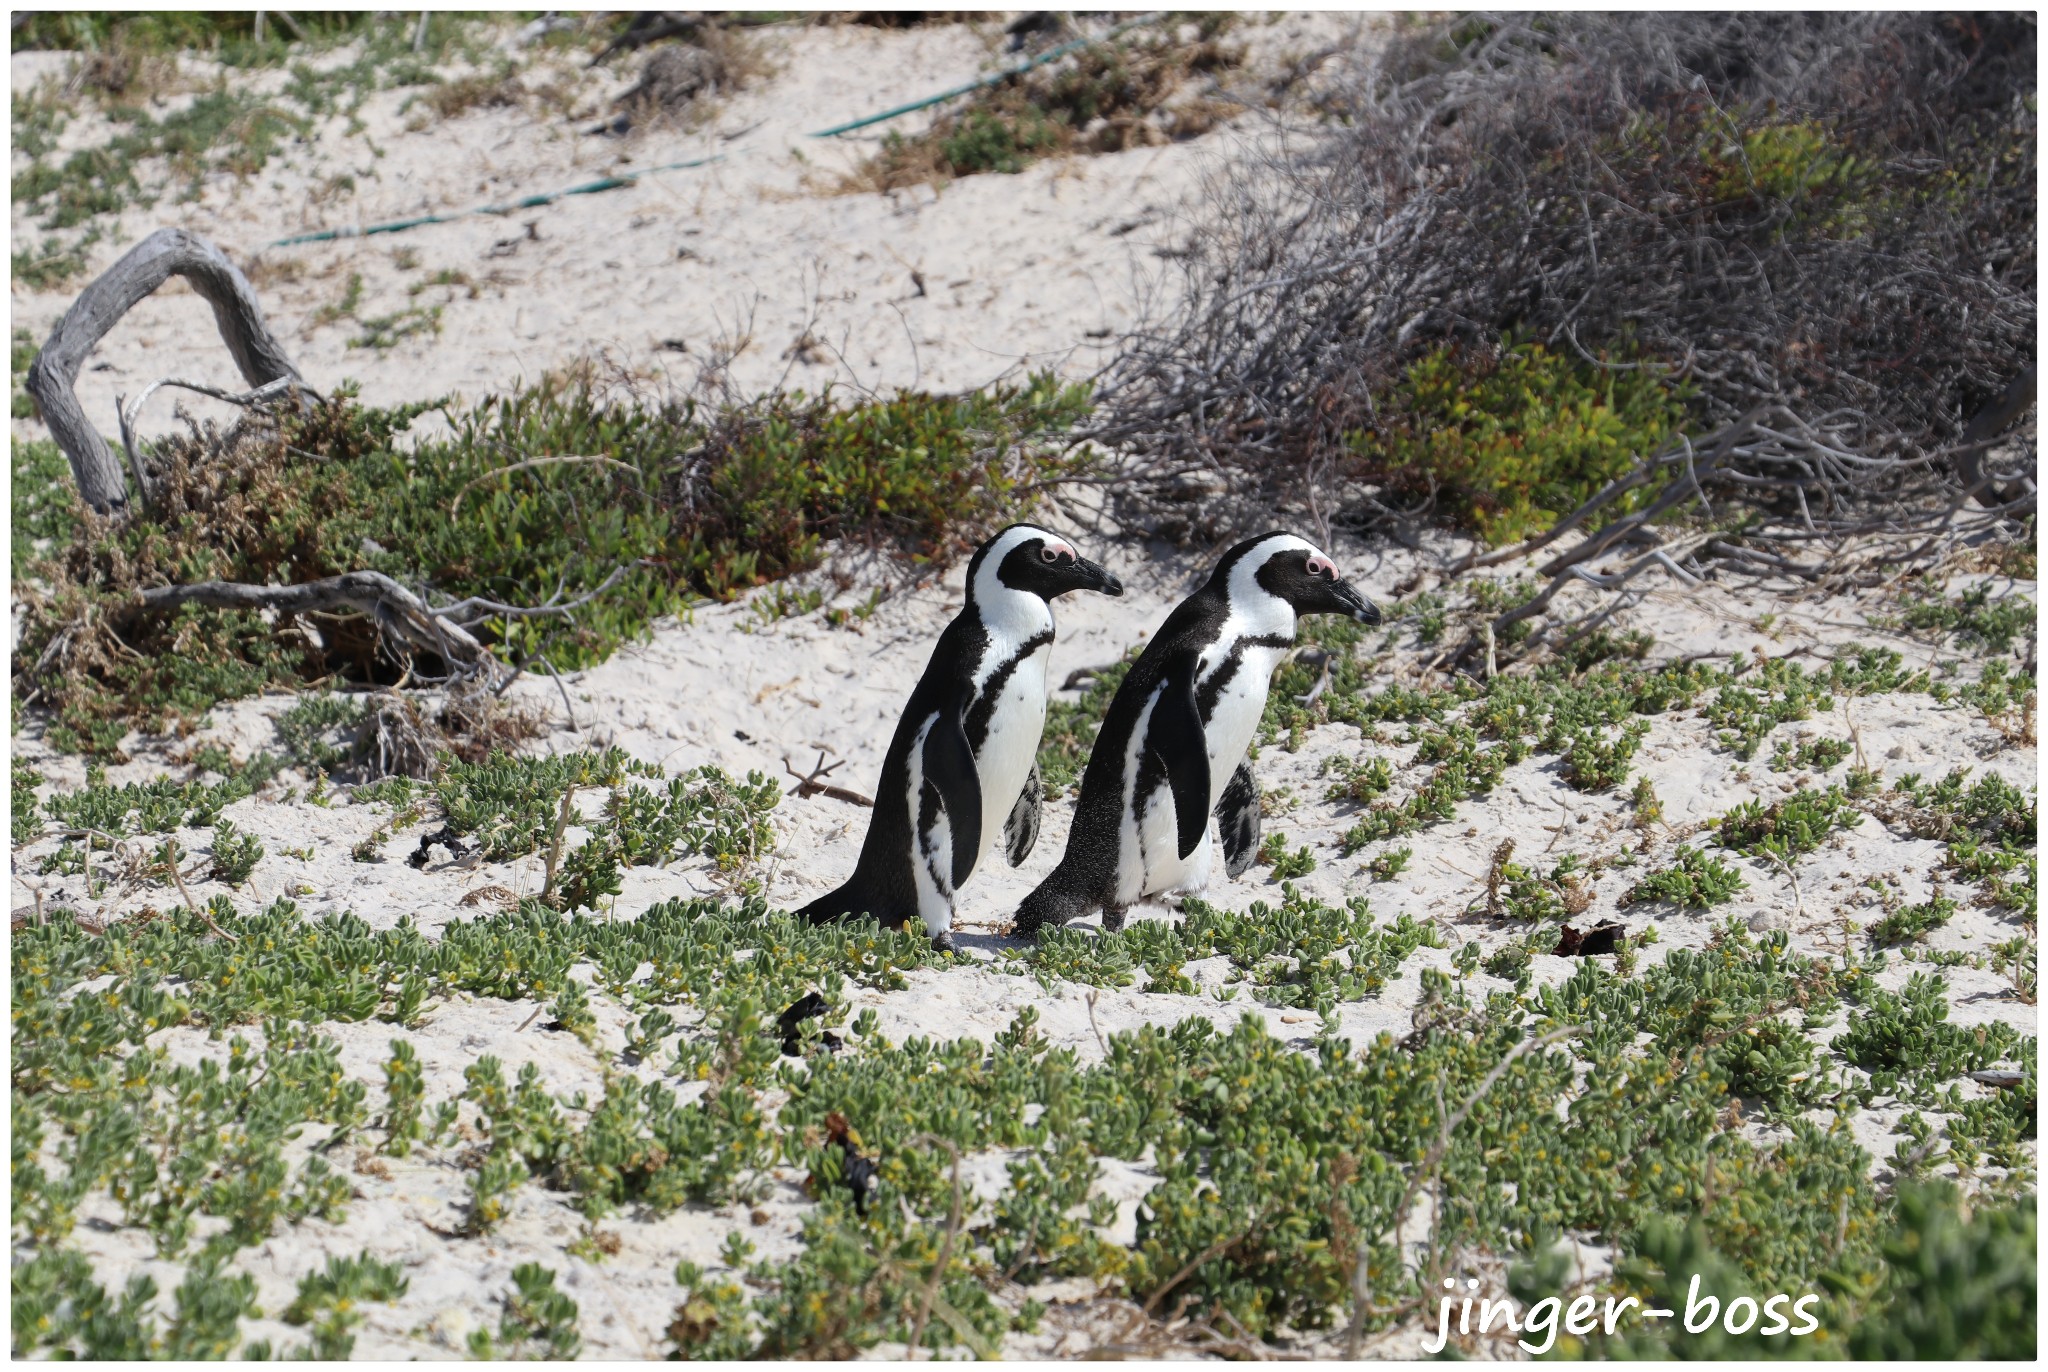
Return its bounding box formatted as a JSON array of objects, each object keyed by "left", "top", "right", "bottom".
[
  {"left": 968, "top": 639, "right": 1050, "bottom": 879},
  {"left": 1199, "top": 640, "right": 1288, "bottom": 800},
  {"left": 1119, "top": 637, "right": 1288, "bottom": 906}
]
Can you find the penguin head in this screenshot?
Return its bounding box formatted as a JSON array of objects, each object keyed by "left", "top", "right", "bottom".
[
  {"left": 1233, "top": 531, "right": 1382, "bottom": 625},
  {"left": 973, "top": 523, "right": 1125, "bottom": 604}
]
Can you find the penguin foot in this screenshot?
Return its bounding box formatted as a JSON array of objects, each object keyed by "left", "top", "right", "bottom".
[
  {"left": 930, "top": 931, "right": 957, "bottom": 954},
  {"left": 1101, "top": 907, "right": 1128, "bottom": 933},
  {"left": 1013, "top": 883, "right": 1094, "bottom": 941}
]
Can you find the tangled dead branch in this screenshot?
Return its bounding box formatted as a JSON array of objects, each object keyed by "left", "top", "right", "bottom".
[
  {"left": 134, "top": 571, "right": 503, "bottom": 685},
  {"left": 1092, "top": 13, "right": 2036, "bottom": 658},
  {"left": 13, "top": 229, "right": 649, "bottom": 753},
  {"left": 116, "top": 374, "right": 317, "bottom": 512}
]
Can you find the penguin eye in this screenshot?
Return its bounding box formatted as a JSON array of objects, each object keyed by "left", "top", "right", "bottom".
[
  {"left": 1306, "top": 554, "right": 1337, "bottom": 580},
  {"left": 1040, "top": 545, "right": 1061, "bottom": 564}
]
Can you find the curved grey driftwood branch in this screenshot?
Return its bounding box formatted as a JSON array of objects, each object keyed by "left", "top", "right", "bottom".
[
  {"left": 25, "top": 227, "right": 307, "bottom": 514},
  {"left": 134, "top": 571, "right": 504, "bottom": 686}
]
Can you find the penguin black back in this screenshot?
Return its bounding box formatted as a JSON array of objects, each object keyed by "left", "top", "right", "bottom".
[{"left": 798, "top": 611, "right": 986, "bottom": 933}]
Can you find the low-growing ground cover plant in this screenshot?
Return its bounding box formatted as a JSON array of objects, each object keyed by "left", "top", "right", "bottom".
[
  {"left": 13, "top": 885, "right": 2033, "bottom": 1358},
  {"left": 1015, "top": 885, "right": 1440, "bottom": 1009},
  {"left": 1626, "top": 845, "right": 1748, "bottom": 910},
  {"left": 14, "top": 373, "right": 1094, "bottom": 757}
]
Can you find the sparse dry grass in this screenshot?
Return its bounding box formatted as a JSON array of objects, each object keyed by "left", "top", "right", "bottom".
[
  {"left": 608, "top": 26, "right": 774, "bottom": 134},
  {"left": 61, "top": 34, "right": 185, "bottom": 106},
  {"left": 419, "top": 67, "right": 530, "bottom": 121},
  {"left": 841, "top": 18, "right": 1246, "bottom": 194}
]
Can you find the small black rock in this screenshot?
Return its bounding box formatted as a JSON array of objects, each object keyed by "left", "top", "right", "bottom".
[
  {"left": 1554, "top": 921, "right": 1627, "bottom": 957},
  {"left": 778, "top": 990, "right": 831, "bottom": 1056},
  {"left": 408, "top": 825, "right": 473, "bottom": 870}
]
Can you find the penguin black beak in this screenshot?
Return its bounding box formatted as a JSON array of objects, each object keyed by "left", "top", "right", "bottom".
[
  {"left": 1074, "top": 556, "right": 1124, "bottom": 597},
  {"left": 1332, "top": 580, "right": 1381, "bottom": 625}
]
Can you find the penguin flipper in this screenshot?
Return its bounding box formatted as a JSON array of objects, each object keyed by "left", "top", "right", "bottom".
[
  {"left": 923, "top": 703, "right": 983, "bottom": 890},
  {"left": 1215, "top": 760, "right": 1261, "bottom": 879},
  {"left": 1002, "top": 762, "right": 1043, "bottom": 867},
  {"left": 1149, "top": 672, "right": 1212, "bottom": 862}
]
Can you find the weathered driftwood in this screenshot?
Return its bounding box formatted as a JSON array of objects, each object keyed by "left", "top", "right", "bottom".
[
  {"left": 26, "top": 227, "right": 307, "bottom": 514},
  {"left": 133, "top": 571, "right": 505, "bottom": 685}
]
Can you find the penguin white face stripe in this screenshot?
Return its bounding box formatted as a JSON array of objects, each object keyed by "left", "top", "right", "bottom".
[
  {"left": 1205, "top": 534, "right": 1327, "bottom": 690},
  {"left": 1220, "top": 530, "right": 1328, "bottom": 620},
  {"left": 971, "top": 524, "right": 1060, "bottom": 648},
  {"left": 970, "top": 524, "right": 1059, "bottom": 605}
]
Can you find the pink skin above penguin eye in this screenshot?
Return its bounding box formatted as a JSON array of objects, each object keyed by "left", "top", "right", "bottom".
[
  {"left": 1040, "top": 540, "right": 1076, "bottom": 564},
  {"left": 1306, "top": 554, "right": 1338, "bottom": 579}
]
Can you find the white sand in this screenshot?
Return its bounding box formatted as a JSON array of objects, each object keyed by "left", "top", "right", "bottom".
[
  {"left": 12, "top": 13, "right": 1361, "bottom": 436},
  {"left": 9, "top": 14, "right": 2036, "bottom": 1360}
]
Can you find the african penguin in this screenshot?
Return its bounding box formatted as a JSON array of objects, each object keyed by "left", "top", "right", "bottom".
[
  {"left": 1012, "top": 530, "right": 1379, "bottom": 938},
  {"left": 799, "top": 523, "right": 1124, "bottom": 950}
]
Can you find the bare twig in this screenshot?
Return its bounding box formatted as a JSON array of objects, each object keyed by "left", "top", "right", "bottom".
[
  {"left": 781, "top": 753, "right": 874, "bottom": 807},
  {"left": 1348, "top": 1024, "right": 1582, "bottom": 1350},
  {"left": 540, "top": 786, "right": 579, "bottom": 908},
  {"left": 127, "top": 570, "right": 506, "bottom": 686},
  {"left": 1144, "top": 1226, "right": 1253, "bottom": 1317},
  {"left": 437, "top": 564, "right": 636, "bottom": 627},
  {"left": 116, "top": 374, "right": 317, "bottom": 513},
  {"left": 167, "top": 855, "right": 237, "bottom": 942},
  {"left": 448, "top": 455, "right": 648, "bottom": 516},
  {"left": 1763, "top": 848, "right": 1807, "bottom": 924},
  {"left": 905, "top": 1133, "right": 966, "bottom": 1361}
]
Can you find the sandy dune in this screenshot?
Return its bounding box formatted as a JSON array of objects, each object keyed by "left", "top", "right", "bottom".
[{"left": 10, "top": 13, "right": 2035, "bottom": 1360}]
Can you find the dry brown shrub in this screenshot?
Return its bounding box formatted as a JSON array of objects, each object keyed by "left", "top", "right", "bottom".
[
  {"left": 422, "top": 68, "right": 529, "bottom": 121},
  {"left": 611, "top": 27, "right": 769, "bottom": 132},
  {"left": 847, "top": 18, "right": 1247, "bottom": 193},
  {"left": 353, "top": 682, "right": 544, "bottom": 780},
  {"left": 810, "top": 13, "right": 997, "bottom": 29},
  {"left": 65, "top": 37, "right": 181, "bottom": 105},
  {"left": 1095, "top": 13, "right": 2036, "bottom": 543}
]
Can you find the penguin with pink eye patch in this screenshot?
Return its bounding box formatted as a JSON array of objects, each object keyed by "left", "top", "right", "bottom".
[
  {"left": 801, "top": 523, "right": 1123, "bottom": 950},
  {"left": 1013, "top": 531, "right": 1380, "bottom": 939}
]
